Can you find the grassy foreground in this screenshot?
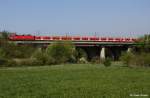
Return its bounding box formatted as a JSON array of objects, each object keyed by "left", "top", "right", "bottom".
[{"left": 0, "top": 64, "right": 150, "bottom": 98}]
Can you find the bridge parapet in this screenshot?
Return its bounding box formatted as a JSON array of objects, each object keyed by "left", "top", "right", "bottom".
[{"left": 11, "top": 40, "right": 138, "bottom": 47}]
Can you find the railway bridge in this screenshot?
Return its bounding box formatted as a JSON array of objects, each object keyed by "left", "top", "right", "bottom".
[{"left": 9, "top": 34, "right": 139, "bottom": 60}]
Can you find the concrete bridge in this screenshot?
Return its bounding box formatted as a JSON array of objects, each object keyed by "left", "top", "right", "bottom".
[
  {"left": 9, "top": 35, "right": 138, "bottom": 60},
  {"left": 12, "top": 40, "right": 137, "bottom": 61}
]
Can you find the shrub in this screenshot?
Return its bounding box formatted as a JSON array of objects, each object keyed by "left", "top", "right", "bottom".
[
  {"left": 46, "top": 41, "right": 75, "bottom": 64},
  {"left": 0, "top": 42, "right": 35, "bottom": 59},
  {"left": 0, "top": 48, "right": 6, "bottom": 58},
  {"left": 76, "top": 48, "right": 88, "bottom": 63},
  {"left": 144, "top": 53, "right": 150, "bottom": 67},
  {"left": 5, "top": 59, "right": 17, "bottom": 67},
  {"left": 32, "top": 49, "right": 48, "bottom": 65},
  {"left": 13, "top": 58, "right": 43, "bottom": 66},
  {"left": 91, "top": 56, "right": 101, "bottom": 64},
  {"left": 145, "top": 55, "right": 150, "bottom": 67},
  {"left": 133, "top": 53, "right": 150, "bottom": 67},
  {"left": 67, "top": 55, "right": 77, "bottom": 63},
  {"left": 46, "top": 56, "right": 55, "bottom": 65},
  {"left": 103, "top": 58, "right": 111, "bottom": 67},
  {"left": 120, "top": 52, "right": 150, "bottom": 67},
  {"left": 0, "top": 58, "right": 7, "bottom": 66},
  {"left": 78, "top": 57, "right": 88, "bottom": 64},
  {"left": 120, "top": 52, "right": 134, "bottom": 66}
]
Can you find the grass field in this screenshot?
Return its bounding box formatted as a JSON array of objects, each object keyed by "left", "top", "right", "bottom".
[{"left": 0, "top": 64, "right": 150, "bottom": 98}]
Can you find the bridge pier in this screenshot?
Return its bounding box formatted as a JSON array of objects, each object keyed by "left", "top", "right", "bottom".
[
  {"left": 100, "top": 47, "right": 105, "bottom": 60},
  {"left": 127, "top": 47, "right": 132, "bottom": 53}
]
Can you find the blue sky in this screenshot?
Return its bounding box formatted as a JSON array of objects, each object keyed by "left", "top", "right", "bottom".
[{"left": 0, "top": 0, "right": 150, "bottom": 37}]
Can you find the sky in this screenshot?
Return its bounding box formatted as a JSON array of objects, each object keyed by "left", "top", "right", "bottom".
[{"left": 0, "top": 0, "right": 150, "bottom": 37}]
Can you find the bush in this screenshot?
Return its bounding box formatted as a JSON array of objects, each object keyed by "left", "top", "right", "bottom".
[
  {"left": 103, "top": 58, "right": 111, "bottom": 67},
  {"left": 46, "top": 56, "right": 55, "bottom": 65},
  {"left": 120, "top": 52, "right": 150, "bottom": 67},
  {"left": 91, "top": 56, "right": 101, "bottom": 64},
  {"left": 0, "top": 58, "right": 18, "bottom": 67},
  {"left": 144, "top": 53, "right": 150, "bottom": 67},
  {"left": 78, "top": 57, "right": 88, "bottom": 64},
  {"left": 0, "top": 58, "right": 7, "bottom": 66},
  {"left": 0, "top": 48, "right": 6, "bottom": 58},
  {"left": 120, "top": 52, "right": 134, "bottom": 66},
  {"left": 5, "top": 59, "right": 17, "bottom": 67},
  {"left": 76, "top": 48, "right": 88, "bottom": 63},
  {"left": 133, "top": 53, "right": 150, "bottom": 67},
  {"left": 32, "top": 49, "right": 48, "bottom": 65},
  {"left": 0, "top": 42, "right": 35, "bottom": 59},
  {"left": 13, "top": 58, "right": 43, "bottom": 66},
  {"left": 46, "top": 41, "right": 75, "bottom": 64}
]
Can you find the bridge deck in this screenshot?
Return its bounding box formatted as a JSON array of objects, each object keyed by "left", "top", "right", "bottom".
[{"left": 11, "top": 40, "right": 138, "bottom": 46}]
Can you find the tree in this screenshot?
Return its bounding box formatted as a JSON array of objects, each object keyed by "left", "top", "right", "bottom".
[
  {"left": 32, "top": 49, "right": 48, "bottom": 65},
  {"left": 0, "top": 30, "right": 10, "bottom": 40},
  {"left": 120, "top": 52, "right": 134, "bottom": 66},
  {"left": 46, "top": 41, "right": 75, "bottom": 64},
  {"left": 75, "top": 48, "right": 88, "bottom": 63},
  {"left": 138, "top": 34, "right": 150, "bottom": 52}
]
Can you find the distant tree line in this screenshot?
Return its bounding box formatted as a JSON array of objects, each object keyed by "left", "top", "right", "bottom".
[
  {"left": 120, "top": 34, "right": 150, "bottom": 67},
  {"left": 0, "top": 31, "right": 89, "bottom": 66}
]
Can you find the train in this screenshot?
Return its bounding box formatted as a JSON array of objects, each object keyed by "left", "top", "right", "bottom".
[{"left": 8, "top": 34, "right": 138, "bottom": 43}]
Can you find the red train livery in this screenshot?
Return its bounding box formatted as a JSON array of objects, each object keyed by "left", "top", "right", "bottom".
[{"left": 9, "top": 34, "right": 138, "bottom": 43}]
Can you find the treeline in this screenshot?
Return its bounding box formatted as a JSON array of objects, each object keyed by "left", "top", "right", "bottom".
[
  {"left": 0, "top": 31, "right": 150, "bottom": 67},
  {"left": 120, "top": 34, "right": 150, "bottom": 67},
  {"left": 0, "top": 40, "right": 87, "bottom": 66},
  {"left": 0, "top": 31, "right": 89, "bottom": 66},
  {"left": 0, "top": 31, "right": 112, "bottom": 67}
]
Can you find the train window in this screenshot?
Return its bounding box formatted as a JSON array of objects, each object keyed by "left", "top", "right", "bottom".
[
  {"left": 82, "top": 37, "right": 88, "bottom": 40},
  {"left": 108, "top": 38, "right": 113, "bottom": 41},
  {"left": 125, "top": 38, "right": 130, "bottom": 41},
  {"left": 132, "top": 38, "right": 137, "bottom": 42},
  {"left": 53, "top": 36, "right": 60, "bottom": 40},
  {"left": 90, "top": 37, "right": 99, "bottom": 40},
  {"left": 61, "top": 37, "right": 67, "bottom": 40},
  {"left": 43, "top": 36, "right": 51, "bottom": 39},
  {"left": 101, "top": 38, "right": 107, "bottom": 40},
  {"left": 35, "top": 36, "right": 41, "bottom": 40},
  {"left": 115, "top": 38, "right": 120, "bottom": 40},
  {"left": 120, "top": 38, "right": 124, "bottom": 41},
  {"left": 73, "top": 37, "right": 80, "bottom": 40}
]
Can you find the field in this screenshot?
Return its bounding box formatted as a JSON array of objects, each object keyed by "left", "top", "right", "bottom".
[{"left": 0, "top": 64, "right": 150, "bottom": 98}]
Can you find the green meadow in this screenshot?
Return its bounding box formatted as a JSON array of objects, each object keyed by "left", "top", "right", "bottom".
[{"left": 0, "top": 64, "right": 150, "bottom": 98}]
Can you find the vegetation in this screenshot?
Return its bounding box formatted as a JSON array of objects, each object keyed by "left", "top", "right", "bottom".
[
  {"left": 46, "top": 41, "right": 76, "bottom": 64},
  {"left": 120, "top": 52, "right": 134, "bottom": 66},
  {"left": 0, "top": 31, "right": 150, "bottom": 68},
  {"left": 0, "top": 31, "right": 150, "bottom": 97},
  {"left": 103, "top": 58, "right": 112, "bottom": 67},
  {"left": 138, "top": 34, "right": 150, "bottom": 52},
  {"left": 0, "top": 64, "right": 150, "bottom": 98},
  {"left": 0, "top": 30, "right": 10, "bottom": 40},
  {"left": 91, "top": 56, "right": 101, "bottom": 64},
  {"left": 32, "top": 49, "right": 49, "bottom": 65},
  {"left": 119, "top": 34, "right": 150, "bottom": 67},
  {"left": 76, "top": 48, "right": 88, "bottom": 63},
  {"left": 121, "top": 52, "right": 150, "bottom": 67},
  {"left": 134, "top": 53, "right": 150, "bottom": 67},
  {"left": 0, "top": 31, "right": 76, "bottom": 66}
]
